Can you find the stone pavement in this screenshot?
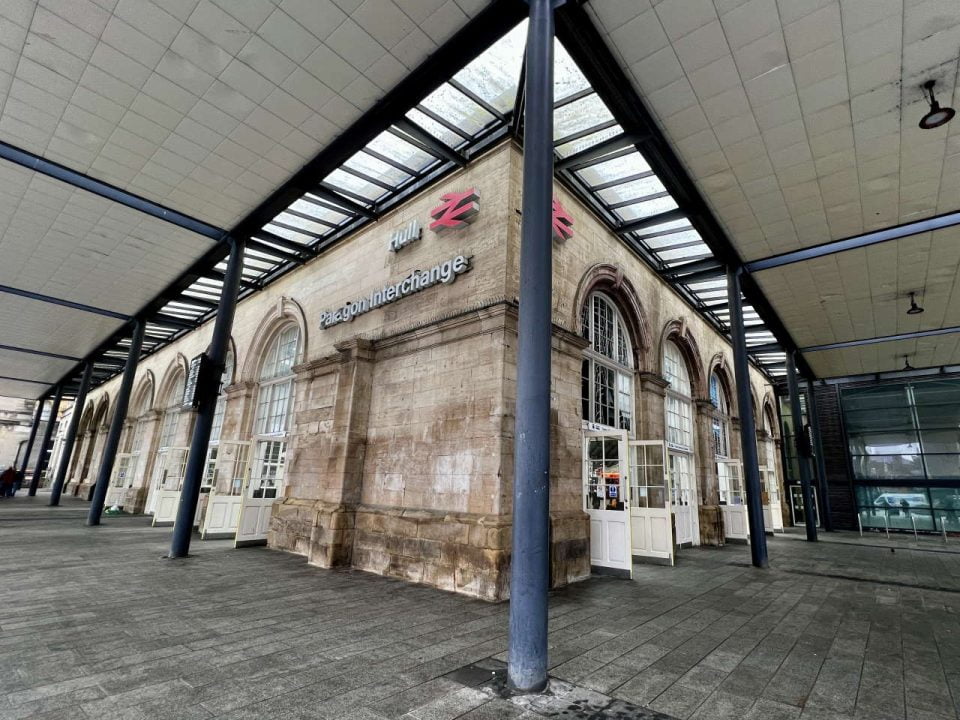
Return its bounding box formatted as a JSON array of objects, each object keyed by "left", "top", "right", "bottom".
[{"left": 1, "top": 494, "right": 959, "bottom": 720}]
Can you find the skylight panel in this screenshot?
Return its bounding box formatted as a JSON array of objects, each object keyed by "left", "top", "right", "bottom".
[
  {"left": 575, "top": 151, "right": 651, "bottom": 186},
  {"left": 658, "top": 244, "right": 711, "bottom": 262},
  {"left": 272, "top": 213, "right": 331, "bottom": 237},
  {"left": 292, "top": 198, "right": 349, "bottom": 226},
  {"left": 643, "top": 229, "right": 701, "bottom": 250},
  {"left": 323, "top": 169, "right": 385, "bottom": 203},
  {"left": 453, "top": 21, "right": 525, "bottom": 113},
  {"left": 344, "top": 150, "right": 412, "bottom": 188},
  {"left": 597, "top": 174, "right": 666, "bottom": 206},
  {"left": 615, "top": 194, "right": 679, "bottom": 222},
  {"left": 419, "top": 83, "right": 495, "bottom": 137},
  {"left": 405, "top": 109, "right": 464, "bottom": 149},
  {"left": 554, "top": 93, "right": 614, "bottom": 141},
  {"left": 554, "top": 39, "right": 589, "bottom": 102},
  {"left": 555, "top": 123, "right": 622, "bottom": 158},
  {"left": 366, "top": 131, "right": 437, "bottom": 174}
]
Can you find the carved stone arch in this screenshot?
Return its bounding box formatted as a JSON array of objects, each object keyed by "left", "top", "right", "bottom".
[
  {"left": 240, "top": 297, "right": 308, "bottom": 382},
  {"left": 573, "top": 263, "right": 653, "bottom": 369},
  {"left": 156, "top": 354, "right": 189, "bottom": 409},
  {"left": 706, "top": 353, "right": 735, "bottom": 411},
  {"left": 92, "top": 394, "right": 110, "bottom": 429},
  {"left": 658, "top": 318, "right": 706, "bottom": 397},
  {"left": 77, "top": 401, "right": 95, "bottom": 434},
  {"left": 761, "top": 393, "right": 779, "bottom": 438},
  {"left": 130, "top": 371, "right": 155, "bottom": 418}
]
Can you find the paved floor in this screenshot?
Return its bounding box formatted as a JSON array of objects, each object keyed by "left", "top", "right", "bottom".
[{"left": 1, "top": 494, "right": 959, "bottom": 720}]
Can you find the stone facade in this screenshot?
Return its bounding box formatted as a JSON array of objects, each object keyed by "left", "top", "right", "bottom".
[{"left": 65, "top": 143, "right": 783, "bottom": 601}]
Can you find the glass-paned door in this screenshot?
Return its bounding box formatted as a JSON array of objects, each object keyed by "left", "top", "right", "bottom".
[
  {"left": 201, "top": 441, "right": 250, "bottom": 539},
  {"left": 789, "top": 484, "right": 820, "bottom": 527},
  {"left": 583, "top": 430, "right": 632, "bottom": 575},
  {"left": 668, "top": 450, "right": 698, "bottom": 546},
  {"left": 760, "top": 466, "right": 784, "bottom": 531},
  {"left": 150, "top": 447, "right": 189, "bottom": 525},
  {"left": 717, "top": 459, "right": 748, "bottom": 540},
  {"left": 629, "top": 440, "right": 673, "bottom": 564}
]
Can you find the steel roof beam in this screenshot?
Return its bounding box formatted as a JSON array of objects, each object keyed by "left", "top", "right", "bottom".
[
  {"left": 393, "top": 118, "right": 467, "bottom": 167},
  {"left": 664, "top": 257, "right": 724, "bottom": 277},
  {"left": 801, "top": 325, "right": 960, "bottom": 352},
  {"left": 616, "top": 208, "right": 687, "bottom": 235},
  {"left": 0, "top": 284, "right": 130, "bottom": 321},
  {"left": 556, "top": 132, "right": 644, "bottom": 171},
  {"left": 745, "top": 209, "right": 960, "bottom": 272},
  {"left": 0, "top": 344, "right": 81, "bottom": 362},
  {"left": 673, "top": 267, "right": 727, "bottom": 285},
  {"left": 0, "top": 141, "right": 226, "bottom": 241},
  {"left": 0, "top": 375, "right": 48, "bottom": 386}
]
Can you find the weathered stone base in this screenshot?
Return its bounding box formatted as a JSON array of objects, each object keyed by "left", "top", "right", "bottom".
[
  {"left": 267, "top": 501, "right": 591, "bottom": 602},
  {"left": 698, "top": 505, "right": 724, "bottom": 546}
]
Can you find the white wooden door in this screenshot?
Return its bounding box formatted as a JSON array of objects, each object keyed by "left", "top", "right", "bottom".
[
  {"left": 628, "top": 441, "right": 674, "bottom": 565},
  {"left": 235, "top": 440, "right": 284, "bottom": 547},
  {"left": 583, "top": 431, "right": 632, "bottom": 576},
  {"left": 718, "top": 459, "right": 749, "bottom": 541},
  {"left": 150, "top": 447, "right": 188, "bottom": 526},
  {"left": 106, "top": 453, "right": 136, "bottom": 508},
  {"left": 201, "top": 441, "right": 249, "bottom": 539},
  {"left": 760, "top": 466, "right": 784, "bottom": 532},
  {"left": 668, "top": 450, "right": 698, "bottom": 546}
]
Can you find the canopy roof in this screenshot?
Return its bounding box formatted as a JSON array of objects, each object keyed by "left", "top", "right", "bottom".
[{"left": 3, "top": 0, "right": 957, "bottom": 402}]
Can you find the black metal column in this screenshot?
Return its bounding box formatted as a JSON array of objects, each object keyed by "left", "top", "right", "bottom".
[
  {"left": 785, "top": 351, "right": 817, "bottom": 541},
  {"left": 169, "top": 237, "right": 244, "bottom": 558},
  {"left": 50, "top": 363, "right": 93, "bottom": 506},
  {"left": 805, "top": 379, "right": 833, "bottom": 531},
  {"left": 727, "top": 268, "right": 768, "bottom": 567},
  {"left": 87, "top": 321, "right": 145, "bottom": 526},
  {"left": 19, "top": 398, "right": 45, "bottom": 476},
  {"left": 508, "top": 0, "right": 555, "bottom": 694},
  {"left": 28, "top": 384, "right": 63, "bottom": 495}
]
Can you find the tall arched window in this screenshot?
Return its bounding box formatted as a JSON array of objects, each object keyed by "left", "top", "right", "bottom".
[
  {"left": 251, "top": 325, "right": 300, "bottom": 498},
  {"left": 663, "top": 341, "right": 692, "bottom": 450},
  {"left": 710, "top": 372, "right": 730, "bottom": 459},
  {"left": 203, "top": 351, "right": 234, "bottom": 491},
  {"left": 762, "top": 407, "right": 780, "bottom": 505},
  {"left": 580, "top": 293, "right": 633, "bottom": 431}
]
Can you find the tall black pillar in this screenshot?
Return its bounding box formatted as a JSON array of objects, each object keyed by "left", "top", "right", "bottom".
[
  {"left": 726, "top": 268, "right": 768, "bottom": 567},
  {"left": 28, "top": 384, "right": 63, "bottom": 495},
  {"left": 786, "top": 351, "right": 817, "bottom": 541},
  {"left": 50, "top": 363, "right": 93, "bottom": 506},
  {"left": 87, "top": 321, "right": 145, "bottom": 526},
  {"left": 19, "top": 399, "right": 45, "bottom": 476},
  {"left": 805, "top": 379, "right": 833, "bottom": 531},
  {"left": 169, "top": 238, "right": 245, "bottom": 558},
  {"left": 507, "top": 0, "right": 555, "bottom": 694}
]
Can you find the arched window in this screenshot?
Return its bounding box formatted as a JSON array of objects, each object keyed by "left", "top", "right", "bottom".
[
  {"left": 204, "top": 350, "right": 234, "bottom": 491},
  {"left": 663, "top": 340, "right": 692, "bottom": 450},
  {"left": 710, "top": 372, "right": 730, "bottom": 459},
  {"left": 251, "top": 325, "right": 300, "bottom": 498},
  {"left": 762, "top": 407, "right": 780, "bottom": 507},
  {"left": 580, "top": 293, "right": 633, "bottom": 431},
  {"left": 158, "top": 373, "right": 185, "bottom": 451}
]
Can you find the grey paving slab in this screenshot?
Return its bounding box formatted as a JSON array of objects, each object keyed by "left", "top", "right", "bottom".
[{"left": 3, "top": 495, "right": 960, "bottom": 720}]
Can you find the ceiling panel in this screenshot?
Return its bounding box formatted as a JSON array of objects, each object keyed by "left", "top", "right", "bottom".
[
  {"left": 0, "top": 347, "right": 76, "bottom": 386},
  {"left": 0, "top": 159, "right": 214, "bottom": 313},
  {"left": 0, "top": 292, "right": 126, "bottom": 364},
  {"left": 0, "top": 379, "right": 48, "bottom": 400},
  {"left": 806, "top": 333, "right": 960, "bottom": 377},
  {"left": 753, "top": 226, "right": 960, "bottom": 348},
  {"left": 586, "top": 0, "right": 960, "bottom": 262},
  {"left": 0, "top": 0, "right": 489, "bottom": 229}
]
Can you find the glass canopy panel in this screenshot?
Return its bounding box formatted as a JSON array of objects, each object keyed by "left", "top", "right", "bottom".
[
  {"left": 263, "top": 224, "right": 316, "bottom": 245},
  {"left": 292, "top": 197, "right": 350, "bottom": 225},
  {"left": 344, "top": 150, "right": 412, "bottom": 187},
  {"left": 419, "top": 84, "right": 495, "bottom": 137},
  {"left": 658, "top": 244, "right": 711, "bottom": 262},
  {"left": 272, "top": 213, "right": 332, "bottom": 237},
  {"left": 555, "top": 124, "right": 622, "bottom": 158},
  {"left": 323, "top": 168, "right": 385, "bottom": 202},
  {"left": 405, "top": 108, "right": 465, "bottom": 148},
  {"left": 366, "top": 130, "right": 437, "bottom": 174},
  {"left": 554, "top": 94, "right": 614, "bottom": 141},
  {"left": 643, "top": 229, "right": 700, "bottom": 250},
  {"left": 575, "top": 151, "right": 652, "bottom": 187},
  {"left": 597, "top": 174, "right": 667, "bottom": 206},
  {"left": 453, "top": 21, "right": 525, "bottom": 113},
  {"left": 554, "top": 38, "right": 589, "bottom": 102},
  {"left": 615, "top": 194, "right": 679, "bottom": 222}
]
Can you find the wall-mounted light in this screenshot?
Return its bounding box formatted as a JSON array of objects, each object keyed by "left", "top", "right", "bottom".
[
  {"left": 903, "top": 355, "right": 914, "bottom": 371},
  {"left": 919, "top": 80, "right": 955, "bottom": 130},
  {"left": 906, "top": 291, "right": 924, "bottom": 315}
]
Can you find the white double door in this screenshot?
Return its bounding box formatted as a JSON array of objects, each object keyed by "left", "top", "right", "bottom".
[
  {"left": 200, "top": 441, "right": 249, "bottom": 539},
  {"left": 760, "top": 466, "right": 784, "bottom": 532},
  {"left": 147, "top": 447, "right": 189, "bottom": 524},
  {"left": 668, "top": 449, "right": 699, "bottom": 546},
  {"left": 234, "top": 439, "right": 285, "bottom": 546},
  {"left": 584, "top": 431, "right": 632, "bottom": 575},
  {"left": 628, "top": 440, "right": 674, "bottom": 565},
  {"left": 718, "top": 459, "right": 749, "bottom": 541}
]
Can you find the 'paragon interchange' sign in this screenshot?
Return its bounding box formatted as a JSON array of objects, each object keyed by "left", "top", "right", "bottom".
[{"left": 319, "top": 255, "right": 471, "bottom": 329}]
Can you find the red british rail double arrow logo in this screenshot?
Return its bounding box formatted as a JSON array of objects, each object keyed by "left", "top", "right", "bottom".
[{"left": 429, "top": 188, "right": 480, "bottom": 232}]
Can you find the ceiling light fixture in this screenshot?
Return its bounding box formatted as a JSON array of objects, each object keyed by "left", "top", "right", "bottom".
[
  {"left": 919, "top": 80, "right": 956, "bottom": 129},
  {"left": 906, "top": 291, "right": 924, "bottom": 315},
  {"left": 903, "top": 355, "right": 914, "bottom": 371}
]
